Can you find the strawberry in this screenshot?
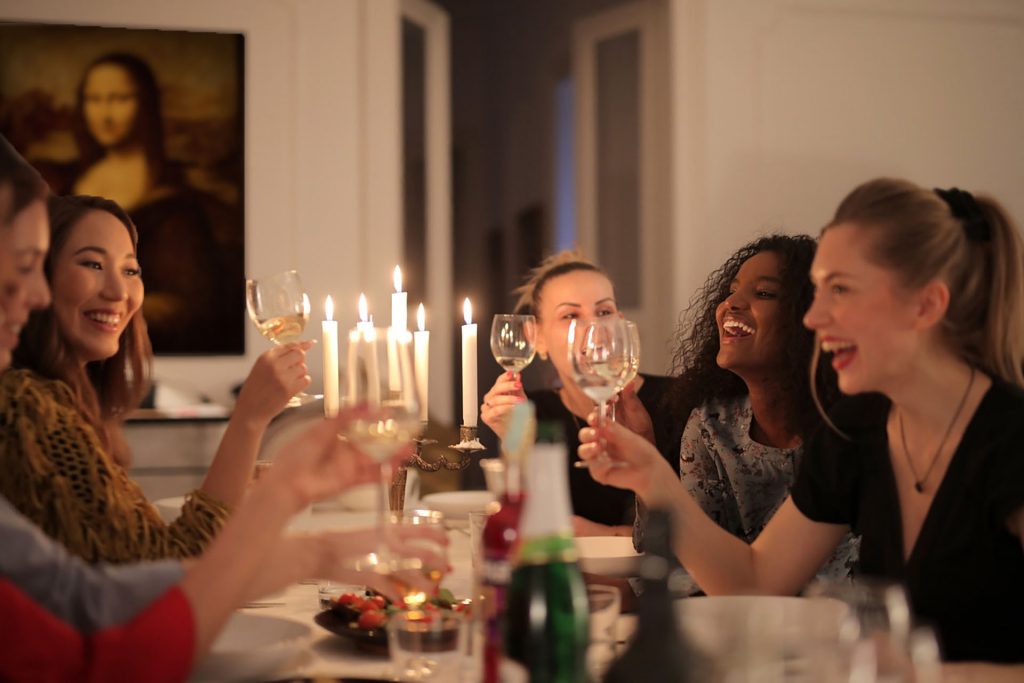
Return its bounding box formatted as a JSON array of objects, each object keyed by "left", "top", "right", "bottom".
[{"left": 358, "top": 609, "right": 387, "bottom": 630}]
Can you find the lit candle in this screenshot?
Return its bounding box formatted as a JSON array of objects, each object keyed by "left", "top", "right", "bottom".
[
  {"left": 357, "top": 293, "right": 372, "bottom": 335},
  {"left": 414, "top": 303, "right": 429, "bottom": 422},
  {"left": 391, "top": 266, "right": 408, "bottom": 331},
  {"left": 461, "top": 298, "right": 478, "bottom": 427},
  {"left": 322, "top": 295, "right": 339, "bottom": 417}
]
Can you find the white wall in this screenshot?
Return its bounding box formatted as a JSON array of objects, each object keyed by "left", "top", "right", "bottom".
[
  {"left": 668, "top": 0, "right": 1024, "bottom": 329},
  {"left": 0, "top": 0, "right": 422, "bottom": 409}
]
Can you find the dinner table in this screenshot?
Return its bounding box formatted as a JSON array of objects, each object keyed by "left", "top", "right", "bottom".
[{"left": 199, "top": 505, "right": 637, "bottom": 682}]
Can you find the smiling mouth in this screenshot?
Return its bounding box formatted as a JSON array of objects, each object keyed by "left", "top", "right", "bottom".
[
  {"left": 821, "top": 339, "right": 858, "bottom": 369},
  {"left": 722, "top": 319, "right": 755, "bottom": 339},
  {"left": 84, "top": 311, "right": 123, "bottom": 331}
]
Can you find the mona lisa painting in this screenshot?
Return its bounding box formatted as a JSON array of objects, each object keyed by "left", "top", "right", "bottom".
[{"left": 0, "top": 23, "right": 245, "bottom": 355}]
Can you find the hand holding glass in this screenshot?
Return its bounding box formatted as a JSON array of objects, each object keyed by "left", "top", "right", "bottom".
[{"left": 245, "top": 270, "right": 317, "bottom": 406}]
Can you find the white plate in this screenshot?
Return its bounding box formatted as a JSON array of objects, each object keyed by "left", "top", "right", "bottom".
[
  {"left": 420, "top": 490, "right": 496, "bottom": 520},
  {"left": 575, "top": 536, "right": 642, "bottom": 577},
  {"left": 675, "top": 595, "right": 849, "bottom": 660},
  {"left": 152, "top": 496, "right": 185, "bottom": 523},
  {"left": 190, "top": 612, "right": 310, "bottom": 682}
]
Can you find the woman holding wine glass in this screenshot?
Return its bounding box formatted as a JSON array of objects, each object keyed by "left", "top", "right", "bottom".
[
  {"left": 0, "top": 193, "right": 313, "bottom": 563},
  {"left": 480, "top": 251, "right": 677, "bottom": 536},
  {"left": 580, "top": 180, "right": 1024, "bottom": 670}
]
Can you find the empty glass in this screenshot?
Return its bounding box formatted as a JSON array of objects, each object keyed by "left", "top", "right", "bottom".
[{"left": 490, "top": 314, "right": 537, "bottom": 376}]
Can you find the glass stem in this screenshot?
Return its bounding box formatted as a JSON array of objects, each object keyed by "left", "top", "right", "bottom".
[{"left": 378, "top": 462, "right": 392, "bottom": 557}]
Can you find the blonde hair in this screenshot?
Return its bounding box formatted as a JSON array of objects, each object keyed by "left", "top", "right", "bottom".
[
  {"left": 822, "top": 177, "right": 1024, "bottom": 388},
  {"left": 511, "top": 250, "right": 607, "bottom": 318}
]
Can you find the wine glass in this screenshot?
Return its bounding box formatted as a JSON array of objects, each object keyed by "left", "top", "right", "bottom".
[
  {"left": 609, "top": 320, "right": 641, "bottom": 422},
  {"left": 568, "top": 318, "right": 631, "bottom": 470},
  {"left": 805, "top": 579, "right": 941, "bottom": 682},
  {"left": 245, "top": 270, "right": 317, "bottom": 406},
  {"left": 490, "top": 314, "right": 537, "bottom": 377},
  {"left": 342, "top": 326, "right": 426, "bottom": 573}
]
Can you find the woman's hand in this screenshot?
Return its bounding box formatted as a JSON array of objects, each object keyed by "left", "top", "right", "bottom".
[
  {"left": 255, "top": 407, "right": 403, "bottom": 513},
  {"left": 613, "top": 379, "right": 656, "bottom": 444},
  {"left": 243, "top": 525, "right": 449, "bottom": 602},
  {"left": 578, "top": 414, "right": 676, "bottom": 506},
  {"left": 480, "top": 371, "right": 526, "bottom": 438},
  {"left": 234, "top": 341, "right": 315, "bottom": 427}
]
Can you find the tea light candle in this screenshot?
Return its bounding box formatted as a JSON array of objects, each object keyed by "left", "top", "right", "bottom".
[
  {"left": 461, "top": 298, "right": 477, "bottom": 427},
  {"left": 322, "top": 295, "right": 339, "bottom": 417},
  {"left": 414, "top": 303, "right": 429, "bottom": 422}
]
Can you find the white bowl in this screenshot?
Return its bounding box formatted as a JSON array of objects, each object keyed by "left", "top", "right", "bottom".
[
  {"left": 190, "top": 612, "right": 310, "bottom": 682},
  {"left": 575, "top": 536, "right": 642, "bottom": 577},
  {"left": 675, "top": 595, "right": 849, "bottom": 660},
  {"left": 420, "top": 490, "right": 497, "bottom": 521}
]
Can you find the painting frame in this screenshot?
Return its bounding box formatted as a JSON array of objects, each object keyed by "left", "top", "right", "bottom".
[{"left": 0, "top": 21, "right": 246, "bottom": 356}]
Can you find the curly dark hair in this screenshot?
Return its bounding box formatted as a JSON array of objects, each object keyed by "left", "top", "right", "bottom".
[{"left": 666, "top": 233, "right": 837, "bottom": 441}]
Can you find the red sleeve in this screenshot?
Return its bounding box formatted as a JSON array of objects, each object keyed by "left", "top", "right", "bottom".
[{"left": 0, "top": 578, "right": 195, "bottom": 683}]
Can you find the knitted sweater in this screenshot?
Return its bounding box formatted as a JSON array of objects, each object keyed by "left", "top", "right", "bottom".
[{"left": 0, "top": 369, "right": 228, "bottom": 563}]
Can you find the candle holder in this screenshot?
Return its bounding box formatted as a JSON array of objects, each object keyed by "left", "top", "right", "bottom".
[{"left": 388, "top": 422, "right": 486, "bottom": 511}]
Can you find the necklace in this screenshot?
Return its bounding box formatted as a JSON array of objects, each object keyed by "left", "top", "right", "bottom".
[{"left": 897, "top": 368, "right": 975, "bottom": 494}]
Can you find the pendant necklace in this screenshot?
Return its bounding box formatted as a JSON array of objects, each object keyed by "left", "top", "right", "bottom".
[{"left": 897, "top": 368, "right": 975, "bottom": 494}]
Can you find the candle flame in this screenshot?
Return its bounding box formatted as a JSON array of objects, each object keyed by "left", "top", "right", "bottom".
[
  {"left": 417, "top": 303, "right": 426, "bottom": 332},
  {"left": 463, "top": 298, "right": 473, "bottom": 325},
  {"left": 358, "top": 293, "right": 368, "bottom": 323},
  {"left": 325, "top": 295, "right": 334, "bottom": 321},
  {"left": 393, "top": 265, "right": 403, "bottom": 293}
]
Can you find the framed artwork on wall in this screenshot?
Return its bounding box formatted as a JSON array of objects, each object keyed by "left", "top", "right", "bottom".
[{"left": 0, "top": 22, "right": 246, "bottom": 355}]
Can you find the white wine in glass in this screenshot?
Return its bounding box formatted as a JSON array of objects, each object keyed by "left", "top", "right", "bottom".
[
  {"left": 569, "top": 318, "right": 631, "bottom": 469},
  {"left": 245, "top": 270, "right": 317, "bottom": 406},
  {"left": 610, "top": 320, "right": 641, "bottom": 422},
  {"left": 342, "top": 327, "right": 425, "bottom": 571},
  {"left": 490, "top": 314, "right": 537, "bottom": 375}
]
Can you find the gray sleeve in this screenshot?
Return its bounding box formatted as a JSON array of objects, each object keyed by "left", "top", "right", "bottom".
[{"left": 0, "top": 496, "right": 183, "bottom": 632}]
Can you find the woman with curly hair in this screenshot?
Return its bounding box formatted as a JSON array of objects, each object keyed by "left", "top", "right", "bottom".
[{"left": 634, "top": 234, "right": 857, "bottom": 590}]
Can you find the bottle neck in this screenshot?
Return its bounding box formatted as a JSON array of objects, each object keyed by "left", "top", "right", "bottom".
[
  {"left": 505, "top": 459, "right": 522, "bottom": 499},
  {"left": 517, "top": 441, "right": 573, "bottom": 543}
]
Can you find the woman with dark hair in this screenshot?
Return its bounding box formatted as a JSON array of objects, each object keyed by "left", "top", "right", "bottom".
[
  {"left": 0, "top": 141, "right": 445, "bottom": 681},
  {"left": 632, "top": 235, "right": 856, "bottom": 591},
  {"left": 63, "top": 52, "right": 239, "bottom": 354},
  {"left": 0, "top": 194, "right": 312, "bottom": 563}
]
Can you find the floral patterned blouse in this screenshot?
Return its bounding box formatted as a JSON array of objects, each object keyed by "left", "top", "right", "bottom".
[{"left": 634, "top": 395, "right": 859, "bottom": 594}]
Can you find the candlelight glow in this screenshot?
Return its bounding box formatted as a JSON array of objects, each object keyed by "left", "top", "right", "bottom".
[
  {"left": 358, "top": 293, "right": 369, "bottom": 323},
  {"left": 393, "top": 265, "right": 403, "bottom": 293},
  {"left": 325, "top": 295, "right": 334, "bottom": 321},
  {"left": 302, "top": 293, "right": 311, "bottom": 318},
  {"left": 463, "top": 298, "right": 473, "bottom": 325},
  {"left": 417, "top": 303, "right": 426, "bottom": 332}
]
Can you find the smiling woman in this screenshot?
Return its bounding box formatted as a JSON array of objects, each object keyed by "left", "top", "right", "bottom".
[{"left": 0, "top": 193, "right": 315, "bottom": 564}]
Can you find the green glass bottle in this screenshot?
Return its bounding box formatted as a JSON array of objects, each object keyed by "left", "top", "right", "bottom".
[{"left": 504, "top": 422, "right": 589, "bottom": 683}]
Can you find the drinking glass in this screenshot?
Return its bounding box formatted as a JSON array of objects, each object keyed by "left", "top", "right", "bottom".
[
  {"left": 342, "top": 326, "right": 425, "bottom": 574},
  {"left": 388, "top": 509, "right": 448, "bottom": 607},
  {"left": 805, "top": 578, "right": 941, "bottom": 682},
  {"left": 568, "top": 318, "right": 631, "bottom": 469},
  {"left": 609, "top": 320, "right": 641, "bottom": 422},
  {"left": 490, "top": 314, "right": 537, "bottom": 376},
  {"left": 245, "top": 269, "right": 317, "bottom": 406},
  {"left": 389, "top": 609, "right": 468, "bottom": 682},
  {"left": 585, "top": 585, "right": 622, "bottom": 680}
]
